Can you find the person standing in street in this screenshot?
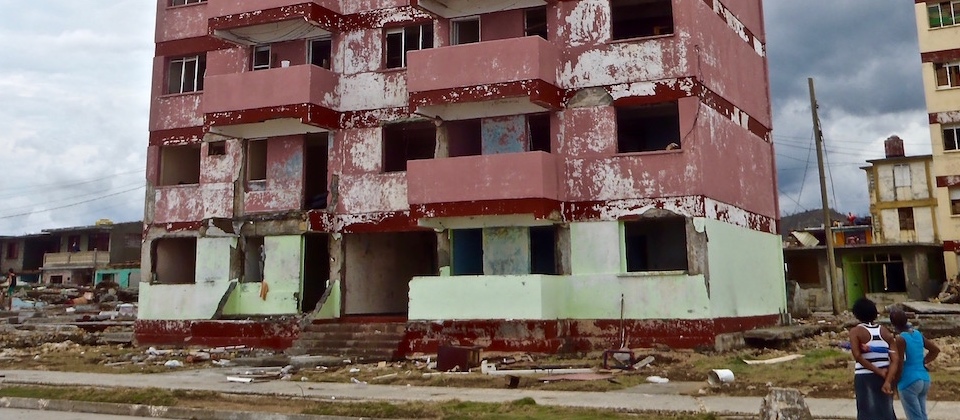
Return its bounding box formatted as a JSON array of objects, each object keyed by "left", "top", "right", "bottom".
[
  {"left": 2, "top": 269, "right": 15, "bottom": 310},
  {"left": 849, "top": 298, "right": 897, "bottom": 420},
  {"left": 884, "top": 307, "right": 940, "bottom": 420}
]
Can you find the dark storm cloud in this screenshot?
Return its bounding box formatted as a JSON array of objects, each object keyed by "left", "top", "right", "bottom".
[
  {"left": 764, "top": 0, "right": 931, "bottom": 216},
  {"left": 765, "top": 0, "right": 926, "bottom": 118}
]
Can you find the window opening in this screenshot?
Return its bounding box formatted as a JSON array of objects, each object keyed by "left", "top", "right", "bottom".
[
  {"left": 304, "top": 133, "right": 329, "bottom": 210},
  {"left": 624, "top": 218, "right": 687, "bottom": 272},
  {"left": 51, "top": 275, "right": 63, "bottom": 284},
  {"left": 67, "top": 235, "right": 81, "bottom": 252},
  {"left": 530, "top": 226, "right": 558, "bottom": 275},
  {"left": 5, "top": 242, "right": 18, "bottom": 259},
  {"left": 898, "top": 208, "right": 915, "bottom": 231},
  {"left": 950, "top": 187, "right": 960, "bottom": 215},
  {"left": 242, "top": 237, "right": 265, "bottom": 283},
  {"left": 208, "top": 141, "right": 226, "bottom": 156},
  {"left": 383, "top": 121, "right": 436, "bottom": 172},
  {"left": 451, "top": 229, "right": 483, "bottom": 275},
  {"left": 447, "top": 119, "right": 482, "bottom": 157},
  {"left": 152, "top": 237, "right": 197, "bottom": 284},
  {"left": 385, "top": 23, "right": 434, "bottom": 69},
  {"left": 525, "top": 7, "right": 548, "bottom": 39},
  {"left": 616, "top": 102, "right": 681, "bottom": 153},
  {"left": 936, "top": 62, "right": 960, "bottom": 88},
  {"left": 893, "top": 164, "right": 911, "bottom": 187},
  {"left": 253, "top": 45, "right": 272, "bottom": 70},
  {"left": 159, "top": 145, "right": 201, "bottom": 186},
  {"left": 247, "top": 139, "right": 268, "bottom": 182},
  {"left": 452, "top": 17, "right": 480, "bottom": 45},
  {"left": 309, "top": 38, "right": 332, "bottom": 69},
  {"left": 88, "top": 233, "right": 110, "bottom": 252},
  {"left": 167, "top": 54, "right": 205, "bottom": 94},
  {"left": 170, "top": 0, "right": 205, "bottom": 6},
  {"left": 610, "top": 0, "right": 674, "bottom": 40},
  {"left": 929, "top": 1, "right": 960, "bottom": 28},
  {"left": 528, "top": 113, "right": 551, "bottom": 153},
  {"left": 945, "top": 126, "right": 960, "bottom": 151}
]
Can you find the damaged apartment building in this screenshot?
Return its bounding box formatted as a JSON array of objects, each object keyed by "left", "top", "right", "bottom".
[{"left": 139, "top": 0, "right": 785, "bottom": 353}]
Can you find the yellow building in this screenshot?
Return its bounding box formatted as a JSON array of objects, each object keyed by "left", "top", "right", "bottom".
[{"left": 914, "top": 1, "right": 960, "bottom": 277}]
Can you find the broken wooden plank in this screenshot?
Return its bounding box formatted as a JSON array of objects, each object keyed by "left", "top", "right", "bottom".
[{"left": 743, "top": 354, "right": 804, "bottom": 365}]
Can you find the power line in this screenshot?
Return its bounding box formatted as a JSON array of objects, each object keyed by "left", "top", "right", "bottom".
[
  {"left": 0, "top": 181, "right": 146, "bottom": 213},
  {"left": 0, "top": 169, "right": 143, "bottom": 196},
  {"left": 0, "top": 185, "right": 145, "bottom": 220}
]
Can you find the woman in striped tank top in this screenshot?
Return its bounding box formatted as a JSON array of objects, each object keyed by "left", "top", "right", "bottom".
[{"left": 848, "top": 298, "right": 897, "bottom": 420}]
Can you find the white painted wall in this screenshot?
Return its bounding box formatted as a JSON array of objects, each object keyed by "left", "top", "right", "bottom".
[{"left": 139, "top": 237, "right": 236, "bottom": 320}]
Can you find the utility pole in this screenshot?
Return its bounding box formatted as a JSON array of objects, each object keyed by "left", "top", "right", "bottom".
[{"left": 808, "top": 78, "right": 843, "bottom": 314}]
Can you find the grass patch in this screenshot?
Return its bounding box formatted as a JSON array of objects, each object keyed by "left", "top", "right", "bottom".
[
  {"left": 302, "top": 399, "right": 717, "bottom": 419},
  {"left": 0, "top": 385, "right": 179, "bottom": 406}
]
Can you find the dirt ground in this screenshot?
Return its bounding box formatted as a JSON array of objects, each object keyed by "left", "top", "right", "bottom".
[{"left": 3, "top": 322, "right": 960, "bottom": 402}]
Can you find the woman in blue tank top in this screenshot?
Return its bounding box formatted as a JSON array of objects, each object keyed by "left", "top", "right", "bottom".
[{"left": 884, "top": 308, "right": 941, "bottom": 420}]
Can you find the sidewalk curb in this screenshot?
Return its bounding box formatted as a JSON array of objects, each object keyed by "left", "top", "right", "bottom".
[{"left": 0, "top": 396, "right": 364, "bottom": 420}]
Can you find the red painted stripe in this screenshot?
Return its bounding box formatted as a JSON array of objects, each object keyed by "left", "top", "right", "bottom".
[{"left": 920, "top": 48, "right": 960, "bottom": 63}]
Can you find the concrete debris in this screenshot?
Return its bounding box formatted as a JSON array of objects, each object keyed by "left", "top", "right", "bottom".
[
  {"left": 759, "top": 387, "right": 813, "bottom": 420},
  {"left": 646, "top": 376, "right": 670, "bottom": 384}
]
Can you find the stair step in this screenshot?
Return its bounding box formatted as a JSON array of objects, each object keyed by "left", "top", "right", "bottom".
[
  {"left": 297, "top": 331, "right": 406, "bottom": 341},
  {"left": 305, "top": 322, "right": 407, "bottom": 334}
]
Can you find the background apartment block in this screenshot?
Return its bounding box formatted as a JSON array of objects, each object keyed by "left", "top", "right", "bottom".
[
  {"left": 915, "top": 1, "right": 960, "bottom": 276},
  {"left": 140, "top": 0, "right": 785, "bottom": 352}
]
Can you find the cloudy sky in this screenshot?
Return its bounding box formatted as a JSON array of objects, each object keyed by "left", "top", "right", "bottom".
[{"left": 0, "top": 0, "right": 930, "bottom": 235}]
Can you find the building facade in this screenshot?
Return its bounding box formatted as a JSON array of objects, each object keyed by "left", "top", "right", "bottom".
[
  {"left": 139, "top": 0, "right": 784, "bottom": 351},
  {"left": 915, "top": 1, "right": 960, "bottom": 277}
]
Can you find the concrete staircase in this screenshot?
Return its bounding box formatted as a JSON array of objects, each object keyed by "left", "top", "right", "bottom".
[{"left": 287, "top": 321, "right": 407, "bottom": 362}]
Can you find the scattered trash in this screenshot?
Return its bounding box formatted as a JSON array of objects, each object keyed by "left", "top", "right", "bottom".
[
  {"left": 538, "top": 373, "right": 615, "bottom": 382},
  {"left": 480, "top": 360, "right": 595, "bottom": 376},
  {"left": 349, "top": 368, "right": 361, "bottom": 373},
  {"left": 742, "top": 354, "right": 804, "bottom": 365},
  {"left": 646, "top": 376, "right": 670, "bottom": 384},
  {"left": 350, "top": 377, "right": 367, "bottom": 387},
  {"left": 707, "top": 369, "right": 735, "bottom": 386},
  {"left": 372, "top": 373, "right": 398, "bottom": 381},
  {"left": 164, "top": 360, "right": 183, "bottom": 368},
  {"left": 632, "top": 356, "right": 655, "bottom": 370}
]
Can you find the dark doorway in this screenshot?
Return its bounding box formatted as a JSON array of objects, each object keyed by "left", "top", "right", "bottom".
[{"left": 302, "top": 234, "right": 330, "bottom": 313}]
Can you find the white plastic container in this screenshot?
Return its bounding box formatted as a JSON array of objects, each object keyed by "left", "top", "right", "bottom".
[
  {"left": 708, "top": 369, "right": 735, "bottom": 386},
  {"left": 280, "top": 60, "right": 291, "bottom": 68}
]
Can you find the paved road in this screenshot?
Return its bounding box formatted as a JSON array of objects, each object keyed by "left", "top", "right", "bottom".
[{"left": 0, "top": 407, "right": 173, "bottom": 420}]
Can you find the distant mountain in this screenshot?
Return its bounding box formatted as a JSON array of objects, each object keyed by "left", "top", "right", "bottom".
[{"left": 780, "top": 209, "right": 847, "bottom": 236}]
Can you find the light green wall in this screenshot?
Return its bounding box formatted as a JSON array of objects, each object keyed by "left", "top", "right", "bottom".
[
  {"left": 139, "top": 237, "right": 236, "bottom": 320},
  {"left": 223, "top": 235, "right": 302, "bottom": 315},
  {"left": 702, "top": 218, "right": 787, "bottom": 318},
  {"left": 313, "top": 279, "right": 341, "bottom": 319},
  {"left": 569, "top": 222, "right": 620, "bottom": 274},
  {"left": 409, "top": 273, "right": 710, "bottom": 320}
]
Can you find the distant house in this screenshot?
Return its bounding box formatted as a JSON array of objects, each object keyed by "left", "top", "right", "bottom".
[
  {"left": 783, "top": 136, "right": 945, "bottom": 313},
  {"left": 39, "top": 221, "right": 142, "bottom": 286}
]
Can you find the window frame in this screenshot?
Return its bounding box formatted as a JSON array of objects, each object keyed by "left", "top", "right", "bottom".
[
  {"left": 893, "top": 164, "right": 912, "bottom": 188},
  {"left": 951, "top": 187, "right": 960, "bottom": 215},
  {"left": 609, "top": 0, "right": 675, "bottom": 41},
  {"left": 167, "top": 54, "right": 205, "bottom": 94},
  {"left": 928, "top": 1, "right": 960, "bottom": 28},
  {"left": 898, "top": 207, "right": 915, "bottom": 231},
  {"left": 935, "top": 61, "right": 960, "bottom": 89},
  {"left": 622, "top": 217, "right": 689, "bottom": 273},
  {"left": 308, "top": 37, "right": 332, "bottom": 69},
  {"left": 451, "top": 16, "right": 481, "bottom": 45},
  {"left": 524, "top": 6, "right": 548, "bottom": 39},
  {"left": 5, "top": 242, "right": 18, "bottom": 260},
  {"left": 945, "top": 125, "right": 960, "bottom": 152},
  {"left": 169, "top": 0, "right": 206, "bottom": 7},
  {"left": 252, "top": 45, "right": 272, "bottom": 71},
  {"left": 384, "top": 23, "right": 434, "bottom": 69}
]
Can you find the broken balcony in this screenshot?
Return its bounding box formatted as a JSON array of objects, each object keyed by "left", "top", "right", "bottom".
[
  {"left": 203, "top": 64, "right": 339, "bottom": 138},
  {"left": 158, "top": 0, "right": 208, "bottom": 43},
  {"left": 206, "top": 0, "right": 340, "bottom": 46},
  {"left": 406, "top": 151, "right": 559, "bottom": 217},
  {"left": 42, "top": 251, "right": 110, "bottom": 269},
  {"left": 412, "top": 0, "right": 546, "bottom": 19},
  {"left": 406, "top": 36, "right": 562, "bottom": 121}
]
